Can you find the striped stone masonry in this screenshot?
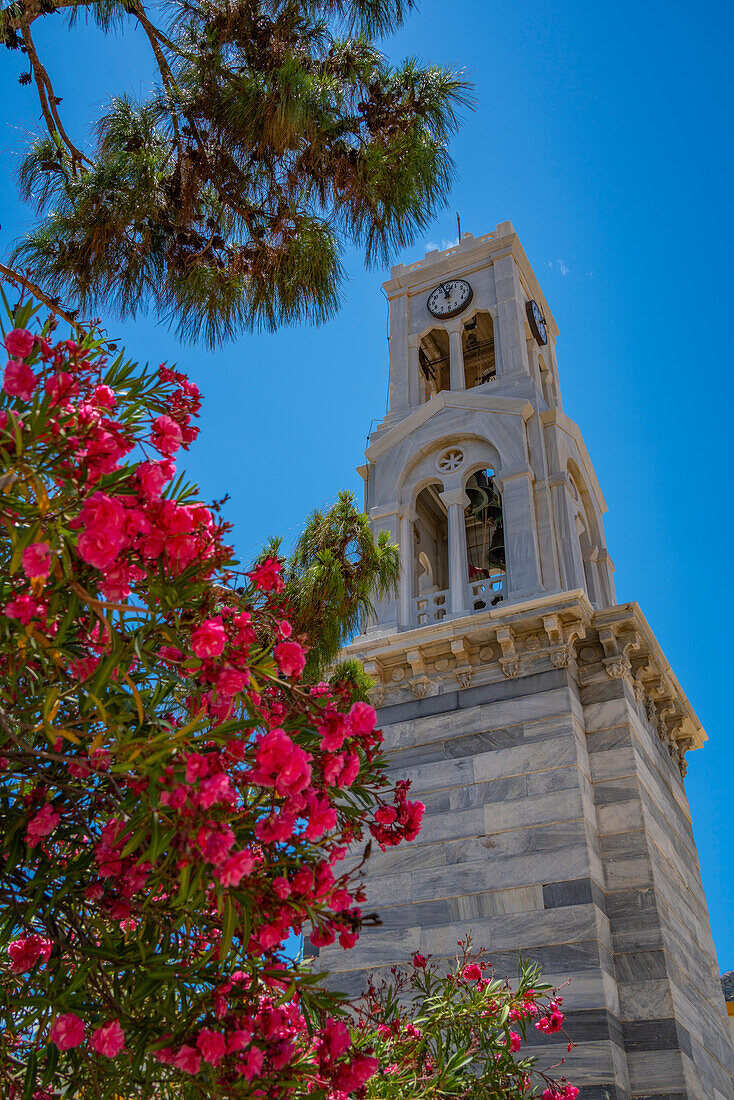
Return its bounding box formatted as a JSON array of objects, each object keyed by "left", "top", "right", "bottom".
[{"left": 316, "top": 595, "right": 733, "bottom": 1100}]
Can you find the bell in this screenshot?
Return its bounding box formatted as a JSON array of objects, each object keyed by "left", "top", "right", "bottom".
[
  {"left": 487, "top": 528, "right": 506, "bottom": 570},
  {"left": 466, "top": 486, "right": 502, "bottom": 523}
]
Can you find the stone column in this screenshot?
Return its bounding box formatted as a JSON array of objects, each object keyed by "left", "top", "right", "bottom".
[
  {"left": 495, "top": 467, "right": 543, "bottom": 600},
  {"left": 448, "top": 324, "right": 465, "bottom": 391},
  {"left": 493, "top": 252, "right": 530, "bottom": 379},
  {"left": 386, "top": 292, "right": 409, "bottom": 418},
  {"left": 440, "top": 487, "right": 470, "bottom": 616},
  {"left": 407, "top": 338, "right": 421, "bottom": 407},
  {"left": 398, "top": 506, "right": 416, "bottom": 629}
]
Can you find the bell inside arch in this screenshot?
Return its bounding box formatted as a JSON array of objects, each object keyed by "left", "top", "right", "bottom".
[{"left": 465, "top": 468, "right": 506, "bottom": 577}]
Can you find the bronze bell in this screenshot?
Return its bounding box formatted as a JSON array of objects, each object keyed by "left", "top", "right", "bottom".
[{"left": 487, "top": 528, "right": 506, "bottom": 569}]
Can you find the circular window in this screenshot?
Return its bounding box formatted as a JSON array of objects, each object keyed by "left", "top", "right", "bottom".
[{"left": 436, "top": 447, "right": 465, "bottom": 473}]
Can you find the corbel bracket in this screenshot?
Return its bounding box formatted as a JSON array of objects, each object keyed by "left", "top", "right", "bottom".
[{"left": 496, "top": 626, "right": 519, "bottom": 679}]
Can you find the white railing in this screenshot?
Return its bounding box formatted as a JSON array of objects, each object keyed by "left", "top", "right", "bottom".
[
  {"left": 412, "top": 576, "right": 506, "bottom": 627},
  {"left": 468, "top": 575, "right": 506, "bottom": 611},
  {"left": 413, "top": 588, "right": 449, "bottom": 626}
]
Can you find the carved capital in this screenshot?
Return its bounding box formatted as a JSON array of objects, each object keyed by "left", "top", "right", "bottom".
[
  {"left": 603, "top": 655, "right": 632, "bottom": 680},
  {"left": 500, "top": 656, "right": 519, "bottom": 679},
  {"left": 369, "top": 685, "right": 385, "bottom": 708},
  {"left": 457, "top": 667, "right": 473, "bottom": 690},
  {"left": 410, "top": 676, "right": 430, "bottom": 699},
  {"left": 549, "top": 646, "right": 571, "bottom": 668}
]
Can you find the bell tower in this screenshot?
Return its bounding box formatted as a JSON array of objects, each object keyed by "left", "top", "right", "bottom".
[{"left": 318, "top": 222, "right": 734, "bottom": 1099}]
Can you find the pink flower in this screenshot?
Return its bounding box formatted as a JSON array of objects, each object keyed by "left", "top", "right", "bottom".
[
  {"left": 412, "top": 952, "right": 427, "bottom": 969},
  {"left": 237, "top": 1047, "right": 264, "bottom": 1079},
  {"left": 215, "top": 665, "right": 249, "bottom": 697},
  {"left": 536, "top": 1007, "right": 565, "bottom": 1034},
  {"left": 151, "top": 415, "right": 183, "bottom": 456},
  {"left": 93, "top": 384, "right": 116, "bottom": 408},
  {"left": 197, "top": 1029, "right": 226, "bottom": 1066},
  {"left": 4, "top": 328, "right": 35, "bottom": 358},
  {"left": 173, "top": 1045, "right": 201, "bottom": 1075},
  {"left": 216, "top": 848, "right": 255, "bottom": 887},
  {"left": 508, "top": 1031, "right": 521, "bottom": 1052},
  {"left": 254, "top": 728, "right": 312, "bottom": 796},
  {"left": 7, "top": 935, "right": 52, "bottom": 974},
  {"left": 348, "top": 701, "right": 377, "bottom": 734},
  {"left": 332, "top": 1054, "right": 378, "bottom": 1092},
  {"left": 185, "top": 753, "right": 209, "bottom": 782},
  {"left": 77, "top": 493, "right": 128, "bottom": 569},
  {"left": 4, "top": 359, "right": 37, "bottom": 401},
  {"left": 47, "top": 371, "right": 78, "bottom": 405},
  {"left": 136, "top": 458, "right": 175, "bottom": 500},
  {"left": 304, "top": 793, "right": 337, "bottom": 840},
  {"left": 90, "top": 1019, "right": 126, "bottom": 1058},
  {"left": 191, "top": 617, "right": 226, "bottom": 658},
  {"left": 22, "top": 541, "right": 51, "bottom": 579},
  {"left": 320, "top": 1018, "right": 351, "bottom": 1059},
  {"left": 197, "top": 773, "right": 234, "bottom": 809},
  {"left": 5, "top": 594, "right": 45, "bottom": 624},
  {"left": 375, "top": 805, "right": 397, "bottom": 825},
  {"left": 463, "top": 963, "right": 482, "bottom": 982},
  {"left": 26, "top": 803, "right": 60, "bottom": 846},
  {"left": 274, "top": 640, "right": 306, "bottom": 678},
  {"left": 196, "top": 822, "right": 235, "bottom": 865},
  {"left": 247, "top": 556, "right": 284, "bottom": 593},
  {"left": 50, "top": 1013, "right": 85, "bottom": 1051},
  {"left": 226, "top": 1029, "right": 252, "bottom": 1053}
]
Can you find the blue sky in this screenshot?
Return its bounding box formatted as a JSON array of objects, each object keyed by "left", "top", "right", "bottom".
[{"left": 2, "top": 0, "right": 734, "bottom": 964}]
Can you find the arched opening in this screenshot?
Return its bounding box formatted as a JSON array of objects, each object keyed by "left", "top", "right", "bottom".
[
  {"left": 463, "top": 312, "right": 496, "bottom": 389},
  {"left": 418, "top": 330, "right": 450, "bottom": 400},
  {"left": 464, "top": 468, "right": 506, "bottom": 610},
  {"left": 413, "top": 483, "right": 449, "bottom": 624}
]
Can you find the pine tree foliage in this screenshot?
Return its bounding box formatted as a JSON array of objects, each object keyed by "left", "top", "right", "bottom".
[{"left": 4, "top": 0, "right": 472, "bottom": 344}]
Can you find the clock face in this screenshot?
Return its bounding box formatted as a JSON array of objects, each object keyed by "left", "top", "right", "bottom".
[
  {"left": 526, "top": 299, "right": 548, "bottom": 345},
  {"left": 427, "top": 279, "right": 473, "bottom": 319}
]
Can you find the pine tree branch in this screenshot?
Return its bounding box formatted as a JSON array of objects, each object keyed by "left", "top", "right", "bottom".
[
  {"left": 20, "top": 21, "right": 91, "bottom": 170},
  {"left": 0, "top": 260, "right": 83, "bottom": 330}
]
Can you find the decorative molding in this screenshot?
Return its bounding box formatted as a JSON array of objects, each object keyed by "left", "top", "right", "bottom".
[
  {"left": 457, "top": 668, "right": 473, "bottom": 690},
  {"left": 364, "top": 390, "right": 534, "bottom": 463},
  {"left": 603, "top": 654, "right": 632, "bottom": 680},
  {"left": 410, "top": 676, "right": 430, "bottom": 699},
  {"left": 341, "top": 596, "right": 707, "bottom": 757}
]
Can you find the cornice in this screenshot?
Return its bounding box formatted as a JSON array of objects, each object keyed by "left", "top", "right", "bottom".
[
  {"left": 365, "top": 391, "right": 534, "bottom": 463},
  {"left": 347, "top": 594, "right": 706, "bottom": 769}
]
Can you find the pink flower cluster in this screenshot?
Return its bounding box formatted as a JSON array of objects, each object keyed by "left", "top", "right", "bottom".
[
  {"left": 370, "top": 778, "right": 424, "bottom": 849},
  {"left": 1, "top": 319, "right": 427, "bottom": 1098},
  {"left": 49, "top": 1013, "right": 126, "bottom": 1059},
  {"left": 536, "top": 997, "right": 565, "bottom": 1035}
]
